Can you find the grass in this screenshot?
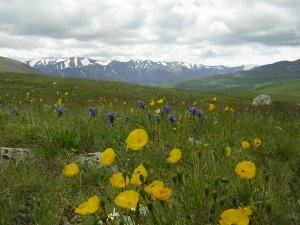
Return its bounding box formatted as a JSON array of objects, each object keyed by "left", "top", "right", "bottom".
[{"left": 0, "top": 72, "right": 300, "bottom": 224}]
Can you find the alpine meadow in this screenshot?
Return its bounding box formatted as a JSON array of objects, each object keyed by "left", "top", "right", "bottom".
[{"left": 0, "top": 71, "right": 299, "bottom": 225}]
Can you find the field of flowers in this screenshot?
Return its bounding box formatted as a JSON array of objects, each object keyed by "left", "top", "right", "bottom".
[{"left": 0, "top": 73, "right": 299, "bottom": 225}]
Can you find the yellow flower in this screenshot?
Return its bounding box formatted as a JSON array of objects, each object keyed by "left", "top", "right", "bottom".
[
  {"left": 149, "top": 100, "right": 155, "bottom": 106},
  {"left": 63, "top": 163, "right": 79, "bottom": 177},
  {"left": 155, "top": 109, "right": 161, "bottom": 114},
  {"left": 114, "top": 190, "right": 139, "bottom": 209},
  {"left": 219, "top": 208, "right": 249, "bottom": 225},
  {"left": 226, "top": 147, "right": 232, "bottom": 156},
  {"left": 110, "top": 173, "right": 129, "bottom": 188},
  {"left": 193, "top": 101, "right": 197, "bottom": 106},
  {"left": 224, "top": 106, "right": 230, "bottom": 111},
  {"left": 241, "top": 141, "right": 250, "bottom": 149},
  {"left": 157, "top": 98, "right": 164, "bottom": 104},
  {"left": 235, "top": 161, "right": 256, "bottom": 180},
  {"left": 167, "top": 148, "right": 182, "bottom": 163},
  {"left": 74, "top": 195, "right": 100, "bottom": 216},
  {"left": 144, "top": 180, "right": 172, "bottom": 201},
  {"left": 229, "top": 107, "right": 235, "bottom": 113},
  {"left": 209, "top": 103, "right": 215, "bottom": 111},
  {"left": 213, "top": 96, "right": 217, "bottom": 101},
  {"left": 125, "top": 129, "right": 149, "bottom": 150},
  {"left": 64, "top": 92, "right": 69, "bottom": 96},
  {"left": 99, "top": 148, "right": 115, "bottom": 165},
  {"left": 130, "top": 164, "right": 147, "bottom": 186},
  {"left": 253, "top": 138, "right": 262, "bottom": 148}
]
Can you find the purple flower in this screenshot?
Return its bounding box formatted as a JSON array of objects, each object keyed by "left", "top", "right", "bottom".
[
  {"left": 55, "top": 105, "right": 65, "bottom": 116},
  {"left": 10, "top": 108, "right": 18, "bottom": 115},
  {"left": 153, "top": 114, "right": 160, "bottom": 122},
  {"left": 167, "top": 114, "right": 177, "bottom": 124},
  {"left": 188, "top": 107, "right": 205, "bottom": 120},
  {"left": 161, "top": 104, "right": 171, "bottom": 114},
  {"left": 107, "top": 112, "right": 115, "bottom": 126},
  {"left": 137, "top": 100, "right": 146, "bottom": 109},
  {"left": 88, "top": 107, "right": 96, "bottom": 117}
]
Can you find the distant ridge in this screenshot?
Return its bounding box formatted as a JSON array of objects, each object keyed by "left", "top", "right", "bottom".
[
  {"left": 25, "top": 56, "right": 255, "bottom": 85},
  {"left": 0, "top": 56, "right": 42, "bottom": 74}
]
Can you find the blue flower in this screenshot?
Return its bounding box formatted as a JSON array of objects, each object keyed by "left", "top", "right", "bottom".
[
  {"left": 167, "top": 114, "right": 177, "bottom": 124},
  {"left": 188, "top": 107, "right": 205, "bottom": 120},
  {"left": 137, "top": 100, "right": 146, "bottom": 109},
  {"left": 107, "top": 112, "right": 115, "bottom": 126},
  {"left": 55, "top": 105, "right": 65, "bottom": 116},
  {"left": 88, "top": 107, "right": 96, "bottom": 117},
  {"left": 153, "top": 114, "right": 160, "bottom": 122},
  {"left": 10, "top": 108, "right": 18, "bottom": 115},
  {"left": 161, "top": 104, "right": 171, "bottom": 114}
]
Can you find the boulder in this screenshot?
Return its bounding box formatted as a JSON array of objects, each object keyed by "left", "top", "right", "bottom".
[{"left": 252, "top": 94, "right": 272, "bottom": 106}]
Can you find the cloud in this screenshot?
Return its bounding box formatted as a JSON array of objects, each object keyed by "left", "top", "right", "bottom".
[{"left": 0, "top": 0, "right": 299, "bottom": 66}]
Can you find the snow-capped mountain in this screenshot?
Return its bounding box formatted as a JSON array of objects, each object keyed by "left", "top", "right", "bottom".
[{"left": 26, "top": 57, "right": 256, "bottom": 85}]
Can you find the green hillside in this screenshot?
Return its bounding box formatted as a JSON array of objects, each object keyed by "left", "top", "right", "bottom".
[
  {"left": 161, "top": 59, "right": 300, "bottom": 97},
  {"left": 0, "top": 56, "right": 42, "bottom": 74},
  {"left": 0, "top": 72, "right": 299, "bottom": 224}
]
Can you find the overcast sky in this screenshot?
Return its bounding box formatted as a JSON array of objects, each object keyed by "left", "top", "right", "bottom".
[{"left": 1, "top": 0, "right": 300, "bottom": 66}]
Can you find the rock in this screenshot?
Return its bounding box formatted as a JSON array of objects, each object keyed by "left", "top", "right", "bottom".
[
  {"left": 0, "top": 147, "right": 30, "bottom": 161},
  {"left": 252, "top": 94, "right": 272, "bottom": 106}
]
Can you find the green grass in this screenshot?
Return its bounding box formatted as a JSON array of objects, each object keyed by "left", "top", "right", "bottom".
[{"left": 0, "top": 72, "right": 300, "bottom": 224}]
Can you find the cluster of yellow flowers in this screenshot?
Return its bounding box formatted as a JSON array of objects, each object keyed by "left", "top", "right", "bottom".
[
  {"left": 241, "top": 138, "right": 262, "bottom": 149},
  {"left": 62, "top": 128, "right": 182, "bottom": 220}
]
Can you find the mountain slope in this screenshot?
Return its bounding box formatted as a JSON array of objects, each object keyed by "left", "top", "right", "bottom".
[
  {"left": 26, "top": 57, "right": 254, "bottom": 85},
  {"left": 161, "top": 59, "right": 300, "bottom": 96},
  {"left": 0, "top": 56, "right": 42, "bottom": 74}
]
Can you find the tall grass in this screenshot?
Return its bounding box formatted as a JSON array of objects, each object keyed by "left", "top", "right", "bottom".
[{"left": 0, "top": 73, "right": 299, "bottom": 224}]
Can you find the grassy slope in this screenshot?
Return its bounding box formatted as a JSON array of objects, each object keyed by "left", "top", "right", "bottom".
[
  {"left": 0, "top": 72, "right": 299, "bottom": 224},
  {"left": 0, "top": 56, "right": 41, "bottom": 74}
]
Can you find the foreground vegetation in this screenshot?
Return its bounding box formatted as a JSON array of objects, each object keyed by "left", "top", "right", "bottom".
[{"left": 0, "top": 73, "right": 299, "bottom": 224}]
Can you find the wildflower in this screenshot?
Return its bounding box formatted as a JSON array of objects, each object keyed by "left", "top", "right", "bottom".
[
  {"left": 144, "top": 180, "right": 172, "bottom": 201},
  {"left": 125, "top": 129, "right": 149, "bottom": 150},
  {"left": 54, "top": 104, "right": 65, "bottom": 116},
  {"left": 63, "top": 163, "right": 80, "bottom": 177},
  {"left": 75, "top": 195, "right": 100, "bottom": 216},
  {"left": 224, "top": 106, "right": 230, "bottom": 111},
  {"left": 155, "top": 109, "right": 161, "bottom": 114},
  {"left": 226, "top": 147, "right": 232, "bottom": 156},
  {"left": 167, "top": 148, "right": 182, "bottom": 163},
  {"left": 99, "top": 148, "right": 115, "bottom": 165},
  {"left": 213, "top": 96, "right": 217, "bottom": 101},
  {"left": 153, "top": 114, "right": 160, "bottom": 122},
  {"left": 253, "top": 138, "right": 261, "bottom": 148},
  {"left": 114, "top": 190, "right": 139, "bottom": 209},
  {"left": 64, "top": 92, "right": 69, "bottom": 96},
  {"left": 137, "top": 100, "right": 146, "bottom": 109},
  {"left": 193, "top": 101, "right": 197, "bottom": 106},
  {"left": 149, "top": 100, "right": 155, "bottom": 106},
  {"left": 188, "top": 107, "right": 205, "bottom": 120},
  {"left": 229, "top": 107, "right": 235, "bottom": 113},
  {"left": 241, "top": 141, "right": 250, "bottom": 149},
  {"left": 110, "top": 173, "right": 129, "bottom": 188},
  {"left": 130, "top": 164, "right": 147, "bottom": 186},
  {"left": 219, "top": 207, "right": 250, "bottom": 225},
  {"left": 107, "top": 112, "right": 115, "bottom": 126},
  {"left": 88, "top": 107, "right": 96, "bottom": 117},
  {"left": 167, "top": 114, "right": 177, "bottom": 124},
  {"left": 161, "top": 104, "right": 171, "bottom": 114},
  {"left": 235, "top": 161, "right": 256, "bottom": 180},
  {"left": 10, "top": 108, "right": 18, "bottom": 115},
  {"left": 157, "top": 98, "right": 164, "bottom": 104},
  {"left": 209, "top": 103, "right": 215, "bottom": 111}
]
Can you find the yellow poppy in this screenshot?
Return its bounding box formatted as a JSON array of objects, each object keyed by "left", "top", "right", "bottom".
[
  {"left": 144, "top": 180, "right": 172, "bottom": 201},
  {"left": 253, "top": 138, "right": 262, "bottom": 148},
  {"left": 209, "top": 103, "right": 215, "bottom": 111},
  {"left": 125, "top": 129, "right": 149, "bottom": 150},
  {"left": 63, "top": 163, "right": 79, "bottom": 177},
  {"left": 130, "top": 164, "right": 147, "bottom": 186},
  {"left": 241, "top": 141, "right": 250, "bottom": 149},
  {"left": 74, "top": 195, "right": 100, "bottom": 216},
  {"left": 167, "top": 148, "right": 182, "bottom": 163},
  {"left": 157, "top": 98, "right": 164, "bottom": 104},
  {"left": 219, "top": 208, "right": 249, "bottom": 225},
  {"left": 226, "top": 147, "right": 232, "bottom": 156},
  {"left": 99, "top": 148, "right": 115, "bottom": 165},
  {"left": 235, "top": 161, "right": 256, "bottom": 180},
  {"left": 110, "top": 173, "right": 129, "bottom": 188},
  {"left": 114, "top": 190, "right": 139, "bottom": 209}
]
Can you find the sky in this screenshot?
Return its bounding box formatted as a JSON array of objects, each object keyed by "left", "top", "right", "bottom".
[{"left": 1, "top": 0, "right": 300, "bottom": 66}]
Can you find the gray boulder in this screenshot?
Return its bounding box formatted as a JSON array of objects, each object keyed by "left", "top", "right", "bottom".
[{"left": 252, "top": 94, "right": 272, "bottom": 106}]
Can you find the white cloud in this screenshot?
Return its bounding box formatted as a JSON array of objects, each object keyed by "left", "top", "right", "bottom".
[{"left": 0, "top": 0, "right": 300, "bottom": 66}]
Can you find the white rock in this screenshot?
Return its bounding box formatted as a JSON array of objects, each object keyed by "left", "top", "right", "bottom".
[{"left": 252, "top": 94, "right": 272, "bottom": 106}]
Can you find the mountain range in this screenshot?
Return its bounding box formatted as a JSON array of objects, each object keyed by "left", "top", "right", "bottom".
[{"left": 25, "top": 57, "right": 257, "bottom": 85}]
